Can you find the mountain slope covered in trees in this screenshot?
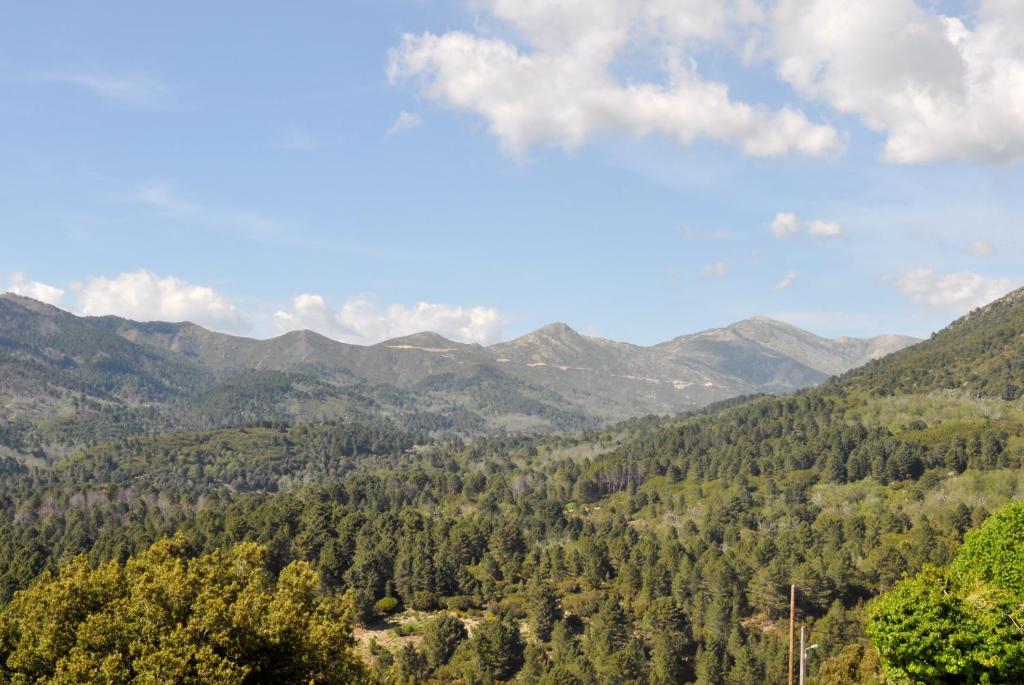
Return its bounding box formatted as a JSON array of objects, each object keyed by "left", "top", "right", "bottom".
[
  {"left": 0, "top": 293, "right": 917, "bottom": 456},
  {"left": 0, "top": 288, "right": 1022, "bottom": 682}
]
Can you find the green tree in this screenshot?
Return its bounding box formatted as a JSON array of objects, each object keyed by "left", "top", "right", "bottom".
[
  {"left": 527, "top": 580, "right": 561, "bottom": 643},
  {"left": 465, "top": 616, "right": 524, "bottom": 682},
  {"left": 0, "top": 536, "right": 368, "bottom": 684},
  {"left": 868, "top": 502, "right": 1024, "bottom": 684},
  {"left": 421, "top": 614, "right": 468, "bottom": 671}
]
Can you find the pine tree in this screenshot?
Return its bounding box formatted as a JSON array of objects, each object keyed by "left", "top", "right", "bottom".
[{"left": 527, "top": 580, "right": 561, "bottom": 643}]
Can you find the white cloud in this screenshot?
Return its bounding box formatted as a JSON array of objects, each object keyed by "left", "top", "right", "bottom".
[
  {"left": 387, "top": 111, "right": 423, "bottom": 136},
  {"left": 699, "top": 261, "right": 729, "bottom": 278},
  {"left": 771, "top": 0, "right": 1024, "bottom": 163},
  {"left": 776, "top": 269, "right": 798, "bottom": 290},
  {"left": 5, "top": 273, "right": 65, "bottom": 306},
  {"left": 967, "top": 240, "right": 993, "bottom": 256},
  {"left": 23, "top": 71, "right": 170, "bottom": 107},
  {"left": 769, "top": 212, "right": 799, "bottom": 238},
  {"left": 388, "top": 2, "right": 840, "bottom": 158},
  {"left": 807, "top": 219, "right": 843, "bottom": 237},
  {"left": 896, "top": 268, "right": 1018, "bottom": 310},
  {"left": 273, "top": 294, "right": 505, "bottom": 345},
  {"left": 389, "top": 0, "right": 1024, "bottom": 164},
  {"left": 771, "top": 212, "right": 843, "bottom": 238},
  {"left": 76, "top": 269, "right": 243, "bottom": 330}
]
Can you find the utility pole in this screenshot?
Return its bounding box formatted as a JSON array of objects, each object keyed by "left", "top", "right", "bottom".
[
  {"left": 799, "top": 626, "right": 806, "bottom": 685},
  {"left": 799, "top": 626, "right": 818, "bottom": 685},
  {"left": 788, "top": 584, "right": 796, "bottom": 685}
]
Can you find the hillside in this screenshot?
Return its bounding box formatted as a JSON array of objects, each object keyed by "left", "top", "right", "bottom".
[
  {"left": 0, "top": 289, "right": 1021, "bottom": 683},
  {"left": 837, "top": 287, "right": 1024, "bottom": 399},
  {"left": 0, "top": 294, "right": 918, "bottom": 455}
]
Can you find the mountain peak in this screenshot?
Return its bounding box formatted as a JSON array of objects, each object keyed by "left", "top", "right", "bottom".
[
  {"left": 727, "top": 317, "right": 816, "bottom": 337},
  {"left": 377, "top": 331, "right": 461, "bottom": 350},
  {"left": 534, "top": 322, "right": 581, "bottom": 338}
]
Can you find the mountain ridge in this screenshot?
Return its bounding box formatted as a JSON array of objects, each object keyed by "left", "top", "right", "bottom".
[{"left": 0, "top": 293, "right": 921, "bottom": 444}]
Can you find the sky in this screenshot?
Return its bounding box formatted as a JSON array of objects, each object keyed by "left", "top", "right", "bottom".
[{"left": 3, "top": 0, "right": 1024, "bottom": 346}]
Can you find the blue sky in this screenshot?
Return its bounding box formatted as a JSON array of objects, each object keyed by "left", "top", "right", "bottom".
[{"left": 3, "top": 0, "right": 1023, "bottom": 345}]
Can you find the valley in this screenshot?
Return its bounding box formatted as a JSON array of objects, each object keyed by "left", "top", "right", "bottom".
[{"left": 0, "top": 289, "right": 1022, "bottom": 683}]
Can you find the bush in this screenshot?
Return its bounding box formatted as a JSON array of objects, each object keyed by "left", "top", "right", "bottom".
[
  {"left": 374, "top": 596, "right": 401, "bottom": 616},
  {"left": 444, "top": 595, "right": 476, "bottom": 612},
  {"left": 410, "top": 590, "right": 439, "bottom": 611},
  {"left": 391, "top": 621, "right": 420, "bottom": 637}
]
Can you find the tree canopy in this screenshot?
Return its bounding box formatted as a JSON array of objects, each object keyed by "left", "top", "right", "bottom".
[
  {"left": 0, "top": 537, "right": 368, "bottom": 684},
  {"left": 868, "top": 502, "right": 1024, "bottom": 684}
]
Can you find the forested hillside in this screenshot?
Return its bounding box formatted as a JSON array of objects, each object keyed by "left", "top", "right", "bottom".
[
  {"left": 0, "top": 293, "right": 917, "bottom": 456},
  {"left": 837, "top": 288, "right": 1024, "bottom": 399},
  {"left": 0, "top": 289, "right": 1022, "bottom": 683}
]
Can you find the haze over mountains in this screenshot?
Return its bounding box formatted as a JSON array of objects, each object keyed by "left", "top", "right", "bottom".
[{"left": 0, "top": 293, "right": 918, "bottom": 451}]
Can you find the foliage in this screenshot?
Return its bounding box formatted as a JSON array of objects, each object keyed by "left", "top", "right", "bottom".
[
  {"left": 868, "top": 503, "right": 1024, "bottom": 684},
  {"left": 0, "top": 536, "right": 368, "bottom": 684},
  {"left": 421, "top": 614, "right": 468, "bottom": 670},
  {"left": 951, "top": 501, "right": 1024, "bottom": 596},
  {"left": 838, "top": 289, "right": 1024, "bottom": 399},
  {"left": 4, "top": 288, "right": 1024, "bottom": 682}
]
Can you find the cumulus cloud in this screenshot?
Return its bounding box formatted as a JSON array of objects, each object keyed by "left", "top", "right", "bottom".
[
  {"left": 771, "top": 0, "right": 1024, "bottom": 163},
  {"left": 769, "top": 212, "right": 799, "bottom": 238},
  {"left": 776, "top": 269, "right": 798, "bottom": 290},
  {"left": 896, "top": 268, "right": 1018, "bottom": 310},
  {"left": 75, "top": 269, "right": 243, "bottom": 330},
  {"left": 388, "top": 1, "right": 840, "bottom": 158},
  {"left": 388, "top": 0, "right": 1024, "bottom": 164},
  {"left": 387, "top": 111, "right": 423, "bottom": 135},
  {"left": 5, "top": 273, "right": 65, "bottom": 306},
  {"left": 807, "top": 219, "right": 843, "bottom": 237},
  {"left": 770, "top": 212, "right": 843, "bottom": 239},
  {"left": 273, "top": 294, "right": 505, "bottom": 345}
]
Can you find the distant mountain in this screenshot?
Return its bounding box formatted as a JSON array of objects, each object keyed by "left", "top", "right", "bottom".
[
  {"left": 0, "top": 293, "right": 919, "bottom": 453},
  {"left": 657, "top": 316, "right": 919, "bottom": 380}
]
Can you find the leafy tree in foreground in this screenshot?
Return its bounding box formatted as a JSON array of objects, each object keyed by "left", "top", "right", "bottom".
[
  {"left": 867, "top": 502, "right": 1024, "bottom": 684},
  {"left": 0, "top": 536, "right": 368, "bottom": 684}
]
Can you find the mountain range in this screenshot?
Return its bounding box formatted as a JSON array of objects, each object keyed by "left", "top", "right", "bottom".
[
  {"left": 2, "top": 287, "right": 1023, "bottom": 683},
  {"left": 0, "top": 293, "right": 918, "bottom": 454}
]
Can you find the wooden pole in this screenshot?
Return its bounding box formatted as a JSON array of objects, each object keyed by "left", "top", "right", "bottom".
[
  {"left": 788, "top": 584, "right": 796, "bottom": 685},
  {"left": 799, "top": 625, "right": 807, "bottom": 685}
]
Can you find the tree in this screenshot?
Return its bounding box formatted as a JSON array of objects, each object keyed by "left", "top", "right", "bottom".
[
  {"left": 950, "top": 501, "right": 1024, "bottom": 596},
  {"left": 813, "top": 643, "right": 888, "bottom": 685},
  {"left": 465, "top": 616, "right": 524, "bottom": 682},
  {"left": 527, "top": 580, "right": 561, "bottom": 643},
  {"left": 391, "top": 643, "right": 427, "bottom": 683},
  {"left": 645, "top": 598, "right": 689, "bottom": 685},
  {"left": 421, "top": 614, "right": 468, "bottom": 671},
  {"left": 0, "top": 536, "right": 368, "bottom": 684},
  {"left": 868, "top": 503, "right": 1024, "bottom": 684}
]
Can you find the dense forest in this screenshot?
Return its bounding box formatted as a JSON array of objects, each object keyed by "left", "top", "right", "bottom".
[{"left": 1, "top": 290, "right": 1024, "bottom": 683}]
